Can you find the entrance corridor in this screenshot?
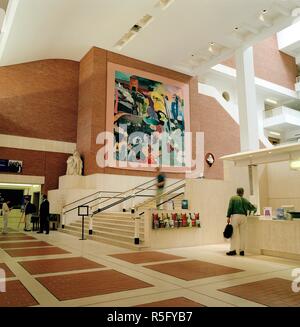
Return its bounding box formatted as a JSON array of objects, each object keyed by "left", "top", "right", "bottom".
[{"left": 1, "top": 220, "right": 300, "bottom": 307}]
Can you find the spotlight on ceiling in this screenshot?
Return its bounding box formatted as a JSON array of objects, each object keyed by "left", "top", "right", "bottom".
[
  {"left": 259, "top": 9, "right": 268, "bottom": 22},
  {"left": 269, "top": 131, "right": 281, "bottom": 137},
  {"left": 265, "top": 98, "right": 278, "bottom": 105}
]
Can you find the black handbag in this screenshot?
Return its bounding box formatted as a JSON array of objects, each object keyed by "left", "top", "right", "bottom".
[{"left": 223, "top": 223, "right": 233, "bottom": 239}]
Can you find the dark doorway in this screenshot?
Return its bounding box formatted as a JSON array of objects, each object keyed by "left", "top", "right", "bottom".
[
  {"left": 33, "top": 192, "right": 40, "bottom": 215},
  {"left": 0, "top": 189, "right": 24, "bottom": 209}
]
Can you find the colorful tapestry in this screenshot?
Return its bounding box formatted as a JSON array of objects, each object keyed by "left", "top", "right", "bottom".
[{"left": 113, "top": 71, "right": 186, "bottom": 167}]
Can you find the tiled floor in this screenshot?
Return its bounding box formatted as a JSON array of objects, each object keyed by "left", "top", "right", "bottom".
[
  {"left": 19, "top": 257, "right": 105, "bottom": 275},
  {"left": 0, "top": 280, "right": 38, "bottom": 307},
  {"left": 0, "top": 241, "right": 52, "bottom": 249},
  {"left": 220, "top": 278, "right": 300, "bottom": 307},
  {"left": 0, "top": 263, "right": 15, "bottom": 277},
  {"left": 37, "top": 270, "right": 153, "bottom": 301},
  {"left": 144, "top": 260, "right": 243, "bottom": 281},
  {"left": 0, "top": 236, "right": 35, "bottom": 241},
  {"left": 111, "top": 251, "right": 184, "bottom": 264},
  {"left": 4, "top": 247, "right": 69, "bottom": 257},
  {"left": 0, "top": 227, "right": 300, "bottom": 307},
  {"left": 136, "top": 297, "right": 205, "bottom": 307},
  {"left": 110, "top": 251, "right": 184, "bottom": 264}
]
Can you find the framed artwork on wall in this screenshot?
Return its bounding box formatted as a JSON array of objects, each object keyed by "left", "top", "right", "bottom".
[{"left": 105, "top": 63, "right": 191, "bottom": 173}]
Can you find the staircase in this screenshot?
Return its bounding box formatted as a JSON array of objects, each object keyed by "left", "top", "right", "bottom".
[
  {"left": 61, "top": 212, "right": 146, "bottom": 250},
  {"left": 60, "top": 179, "right": 185, "bottom": 250}
]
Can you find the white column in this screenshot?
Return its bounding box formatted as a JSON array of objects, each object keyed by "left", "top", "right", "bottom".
[
  {"left": 236, "top": 47, "right": 260, "bottom": 213},
  {"left": 248, "top": 165, "right": 261, "bottom": 215},
  {"left": 235, "top": 47, "right": 259, "bottom": 152}
]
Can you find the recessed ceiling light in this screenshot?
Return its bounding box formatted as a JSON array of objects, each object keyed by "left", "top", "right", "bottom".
[
  {"left": 265, "top": 98, "right": 278, "bottom": 105},
  {"left": 209, "top": 42, "right": 215, "bottom": 46},
  {"left": 158, "top": 0, "right": 175, "bottom": 10},
  {"left": 269, "top": 131, "right": 281, "bottom": 136},
  {"left": 234, "top": 26, "right": 239, "bottom": 31},
  {"left": 262, "top": 9, "right": 268, "bottom": 14}
]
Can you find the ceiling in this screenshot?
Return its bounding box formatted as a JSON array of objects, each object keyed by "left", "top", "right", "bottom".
[{"left": 0, "top": 0, "right": 299, "bottom": 75}]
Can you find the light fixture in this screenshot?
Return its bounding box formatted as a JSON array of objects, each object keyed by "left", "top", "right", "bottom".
[
  {"left": 269, "top": 131, "right": 281, "bottom": 136},
  {"left": 259, "top": 9, "right": 268, "bottom": 22},
  {"left": 208, "top": 42, "right": 215, "bottom": 53},
  {"left": 0, "top": 183, "right": 36, "bottom": 187},
  {"left": 266, "top": 98, "right": 278, "bottom": 105},
  {"left": 290, "top": 160, "right": 300, "bottom": 170}
]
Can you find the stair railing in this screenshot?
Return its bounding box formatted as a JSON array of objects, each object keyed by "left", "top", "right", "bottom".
[
  {"left": 132, "top": 179, "right": 186, "bottom": 245},
  {"left": 61, "top": 178, "right": 157, "bottom": 227}
]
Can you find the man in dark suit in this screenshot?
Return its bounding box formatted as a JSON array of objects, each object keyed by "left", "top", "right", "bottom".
[{"left": 38, "top": 194, "right": 50, "bottom": 234}]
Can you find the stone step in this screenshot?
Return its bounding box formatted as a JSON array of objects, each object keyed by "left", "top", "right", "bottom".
[
  {"left": 90, "top": 221, "right": 142, "bottom": 230},
  {"left": 92, "top": 218, "right": 143, "bottom": 226},
  {"left": 70, "top": 222, "right": 144, "bottom": 237},
  {"left": 64, "top": 225, "right": 144, "bottom": 243},
  {"left": 60, "top": 229, "right": 147, "bottom": 250},
  {"left": 93, "top": 212, "right": 132, "bottom": 219}
]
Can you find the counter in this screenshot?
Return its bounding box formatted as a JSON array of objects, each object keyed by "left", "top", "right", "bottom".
[{"left": 246, "top": 216, "right": 300, "bottom": 260}]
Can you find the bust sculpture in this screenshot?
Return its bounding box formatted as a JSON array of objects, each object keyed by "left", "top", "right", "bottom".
[{"left": 66, "top": 150, "right": 83, "bottom": 176}]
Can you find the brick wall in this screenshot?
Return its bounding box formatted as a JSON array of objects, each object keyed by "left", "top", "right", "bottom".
[
  {"left": 0, "top": 147, "right": 69, "bottom": 193},
  {"left": 221, "top": 35, "right": 297, "bottom": 90},
  {"left": 77, "top": 47, "right": 241, "bottom": 179},
  {"left": 0, "top": 59, "right": 79, "bottom": 142}
]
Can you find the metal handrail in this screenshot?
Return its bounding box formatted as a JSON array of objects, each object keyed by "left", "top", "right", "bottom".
[
  {"left": 138, "top": 191, "right": 184, "bottom": 217},
  {"left": 92, "top": 178, "right": 159, "bottom": 215},
  {"left": 134, "top": 179, "right": 186, "bottom": 212},
  {"left": 63, "top": 178, "right": 156, "bottom": 214},
  {"left": 63, "top": 190, "right": 120, "bottom": 209}
]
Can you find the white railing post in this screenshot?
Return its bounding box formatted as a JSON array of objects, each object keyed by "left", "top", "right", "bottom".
[
  {"left": 131, "top": 190, "right": 136, "bottom": 213},
  {"left": 143, "top": 209, "right": 151, "bottom": 247},
  {"left": 89, "top": 215, "right": 93, "bottom": 235},
  {"left": 134, "top": 211, "right": 140, "bottom": 245},
  {"left": 122, "top": 192, "right": 127, "bottom": 212},
  {"left": 61, "top": 211, "right": 66, "bottom": 229},
  {"left": 97, "top": 192, "right": 102, "bottom": 211}
]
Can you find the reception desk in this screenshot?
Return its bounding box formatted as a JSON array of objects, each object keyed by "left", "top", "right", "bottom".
[{"left": 246, "top": 216, "right": 300, "bottom": 260}]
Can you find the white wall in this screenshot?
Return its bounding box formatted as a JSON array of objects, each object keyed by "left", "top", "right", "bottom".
[
  {"left": 267, "top": 161, "right": 300, "bottom": 211},
  {"left": 182, "top": 162, "right": 251, "bottom": 245},
  {"left": 48, "top": 173, "right": 180, "bottom": 225},
  {"left": 277, "top": 20, "right": 300, "bottom": 50}
]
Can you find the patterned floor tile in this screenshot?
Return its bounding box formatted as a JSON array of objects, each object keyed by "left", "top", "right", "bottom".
[
  {"left": 0, "top": 236, "right": 36, "bottom": 241},
  {"left": 19, "top": 257, "right": 105, "bottom": 275},
  {"left": 110, "top": 251, "right": 185, "bottom": 264},
  {"left": 0, "top": 241, "right": 51, "bottom": 249},
  {"left": 145, "top": 260, "right": 243, "bottom": 281},
  {"left": 37, "top": 270, "right": 153, "bottom": 301},
  {"left": 0, "top": 263, "right": 15, "bottom": 277},
  {"left": 135, "top": 297, "right": 205, "bottom": 307},
  {"left": 5, "top": 247, "right": 69, "bottom": 257},
  {"left": 220, "top": 278, "right": 300, "bottom": 307},
  {"left": 0, "top": 280, "right": 38, "bottom": 307}
]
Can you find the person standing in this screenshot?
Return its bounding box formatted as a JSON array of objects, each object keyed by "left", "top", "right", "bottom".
[
  {"left": 226, "top": 187, "right": 257, "bottom": 256},
  {"left": 156, "top": 167, "right": 166, "bottom": 208},
  {"left": 2, "top": 200, "right": 11, "bottom": 234},
  {"left": 24, "top": 197, "right": 35, "bottom": 232},
  {"left": 38, "top": 194, "right": 50, "bottom": 234}
]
